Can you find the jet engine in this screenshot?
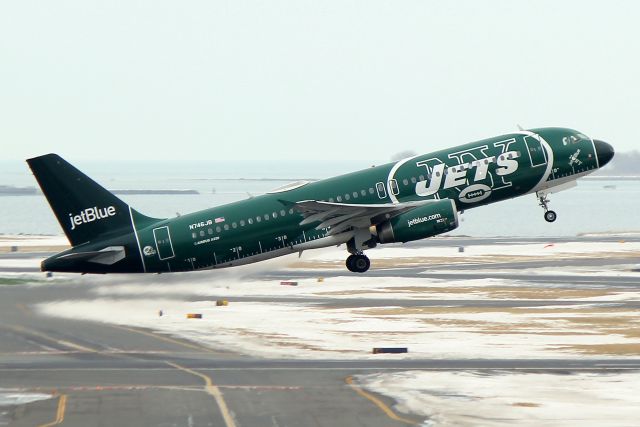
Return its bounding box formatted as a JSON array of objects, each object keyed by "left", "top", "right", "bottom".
[{"left": 375, "top": 199, "right": 459, "bottom": 244}]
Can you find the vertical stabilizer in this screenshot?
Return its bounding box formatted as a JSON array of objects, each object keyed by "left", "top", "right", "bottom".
[{"left": 27, "top": 154, "right": 158, "bottom": 246}]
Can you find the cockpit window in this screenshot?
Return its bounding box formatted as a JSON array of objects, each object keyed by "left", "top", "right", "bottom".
[{"left": 562, "top": 133, "right": 590, "bottom": 145}]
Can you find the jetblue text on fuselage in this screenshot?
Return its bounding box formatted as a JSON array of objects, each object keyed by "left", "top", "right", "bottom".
[{"left": 407, "top": 213, "right": 442, "bottom": 227}]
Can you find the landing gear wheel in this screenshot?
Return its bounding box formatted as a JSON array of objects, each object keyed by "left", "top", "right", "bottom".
[
  {"left": 346, "top": 255, "right": 357, "bottom": 272},
  {"left": 544, "top": 210, "right": 557, "bottom": 223},
  {"left": 352, "top": 254, "right": 370, "bottom": 273},
  {"left": 346, "top": 254, "right": 370, "bottom": 273},
  {"left": 537, "top": 192, "right": 557, "bottom": 224}
]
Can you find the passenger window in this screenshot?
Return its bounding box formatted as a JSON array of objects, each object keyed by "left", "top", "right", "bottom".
[
  {"left": 191, "top": 232, "right": 197, "bottom": 239},
  {"left": 337, "top": 196, "right": 342, "bottom": 202},
  {"left": 256, "top": 216, "right": 261, "bottom": 223},
  {"left": 240, "top": 220, "right": 245, "bottom": 226},
  {"left": 216, "top": 226, "right": 221, "bottom": 232},
  {"left": 361, "top": 189, "right": 367, "bottom": 196},
  {"left": 248, "top": 218, "right": 253, "bottom": 225},
  {"left": 280, "top": 210, "right": 286, "bottom": 216},
  {"left": 344, "top": 194, "right": 350, "bottom": 200},
  {"left": 402, "top": 178, "right": 409, "bottom": 186},
  {"left": 411, "top": 177, "right": 417, "bottom": 184},
  {"left": 264, "top": 214, "right": 269, "bottom": 221},
  {"left": 208, "top": 228, "right": 213, "bottom": 235},
  {"left": 224, "top": 224, "right": 229, "bottom": 230},
  {"left": 368, "top": 188, "right": 375, "bottom": 194},
  {"left": 353, "top": 191, "right": 358, "bottom": 198}
]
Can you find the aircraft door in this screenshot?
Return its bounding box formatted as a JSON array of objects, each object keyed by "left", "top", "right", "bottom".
[
  {"left": 153, "top": 226, "right": 175, "bottom": 260},
  {"left": 524, "top": 135, "right": 548, "bottom": 168},
  {"left": 376, "top": 181, "right": 387, "bottom": 199}
]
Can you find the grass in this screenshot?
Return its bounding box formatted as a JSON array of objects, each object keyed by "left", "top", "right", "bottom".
[{"left": 0, "top": 277, "right": 46, "bottom": 286}]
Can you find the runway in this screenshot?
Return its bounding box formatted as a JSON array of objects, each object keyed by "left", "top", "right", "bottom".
[
  {"left": 1, "top": 236, "right": 639, "bottom": 426},
  {"left": 1, "top": 290, "right": 419, "bottom": 427}
]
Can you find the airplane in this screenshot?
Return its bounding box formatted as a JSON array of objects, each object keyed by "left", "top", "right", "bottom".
[{"left": 28, "top": 127, "right": 614, "bottom": 274}]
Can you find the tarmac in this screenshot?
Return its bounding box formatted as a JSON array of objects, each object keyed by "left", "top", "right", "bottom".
[{"left": 0, "top": 236, "right": 639, "bottom": 426}]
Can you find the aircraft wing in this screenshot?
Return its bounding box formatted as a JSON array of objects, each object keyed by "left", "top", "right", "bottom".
[{"left": 292, "top": 200, "right": 439, "bottom": 235}]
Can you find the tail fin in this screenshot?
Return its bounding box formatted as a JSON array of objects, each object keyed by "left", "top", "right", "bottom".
[{"left": 27, "top": 153, "right": 158, "bottom": 247}]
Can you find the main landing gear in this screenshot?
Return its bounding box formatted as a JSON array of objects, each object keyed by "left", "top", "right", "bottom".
[
  {"left": 345, "top": 230, "right": 374, "bottom": 273},
  {"left": 537, "top": 191, "right": 557, "bottom": 223},
  {"left": 346, "top": 253, "right": 370, "bottom": 273}
]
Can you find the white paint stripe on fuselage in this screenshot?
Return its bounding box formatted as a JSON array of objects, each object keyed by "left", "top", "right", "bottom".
[
  {"left": 515, "top": 131, "right": 555, "bottom": 194},
  {"left": 129, "top": 206, "right": 147, "bottom": 273},
  {"left": 590, "top": 137, "right": 600, "bottom": 169},
  {"left": 386, "top": 154, "right": 423, "bottom": 204}
]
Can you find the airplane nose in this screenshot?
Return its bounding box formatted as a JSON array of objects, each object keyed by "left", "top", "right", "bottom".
[{"left": 593, "top": 139, "right": 614, "bottom": 167}]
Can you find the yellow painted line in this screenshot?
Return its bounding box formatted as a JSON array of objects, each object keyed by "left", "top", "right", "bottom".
[
  {"left": 8, "top": 325, "right": 97, "bottom": 353},
  {"left": 38, "top": 394, "right": 67, "bottom": 427},
  {"left": 345, "top": 376, "right": 417, "bottom": 425},
  {"left": 109, "top": 324, "right": 212, "bottom": 352},
  {"left": 166, "top": 361, "right": 237, "bottom": 427}
]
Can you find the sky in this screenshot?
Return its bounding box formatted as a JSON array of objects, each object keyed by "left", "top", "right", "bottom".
[{"left": 1, "top": 0, "right": 639, "bottom": 163}]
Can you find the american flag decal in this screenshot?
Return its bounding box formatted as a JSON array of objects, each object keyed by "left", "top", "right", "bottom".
[{"left": 215, "top": 217, "right": 225, "bottom": 223}]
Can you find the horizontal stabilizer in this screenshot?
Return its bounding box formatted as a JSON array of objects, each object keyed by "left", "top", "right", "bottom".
[{"left": 57, "top": 246, "right": 126, "bottom": 265}]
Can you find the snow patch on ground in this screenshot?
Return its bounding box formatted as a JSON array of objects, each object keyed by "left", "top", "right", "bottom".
[
  {"left": 89, "top": 275, "right": 518, "bottom": 300},
  {"left": 0, "top": 390, "right": 52, "bottom": 406},
  {"left": 36, "top": 296, "right": 640, "bottom": 360},
  {"left": 358, "top": 371, "right": 640, "bottom": 427},
  {"left": 0, "top": 258, "right": 44, "bottom": 269}
]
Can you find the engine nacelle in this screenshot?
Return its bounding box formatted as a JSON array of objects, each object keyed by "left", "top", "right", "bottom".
[{"left": 376, "top": 199, "right": 459, "bottom": 244}]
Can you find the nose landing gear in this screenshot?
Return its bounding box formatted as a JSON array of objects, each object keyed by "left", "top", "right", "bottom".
[
  {"left": 544, "top": 210, "right": 557, "bottom": 223},
  {"left": 537, "top": 191, "right": 557, "bottom": 223},
  {"left": 346, "top": 253, "right": 370, "bottom": 273}
]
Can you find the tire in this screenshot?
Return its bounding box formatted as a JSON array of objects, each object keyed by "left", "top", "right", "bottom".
[
  {"left": 353, "top": 255, "right": 370, "bottom": 273},
  {"left": 346, "top": 255, "right": 356, "bottom": 272},
  {"left": 544, "top": 210, "right": 557, "bottom": 223}
]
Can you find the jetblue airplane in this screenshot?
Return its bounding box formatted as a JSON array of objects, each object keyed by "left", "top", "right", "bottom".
[{"left": 28, "top": 127, "right": 614, "bottom": 274}]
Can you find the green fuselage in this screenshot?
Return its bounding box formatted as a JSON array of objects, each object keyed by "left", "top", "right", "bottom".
[{"left": 40, "top": 127, "right": 611, "bottom": 274}]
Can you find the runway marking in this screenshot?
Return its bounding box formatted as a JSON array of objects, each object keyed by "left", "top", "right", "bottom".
[
  {"left": 6, "top": 325, "right": 98, "bottom": 353},
  {"left": 346, "top": 376, "right": 418, "bottom": 425},
  {"left": 166, "top": 361, "right": 237, "bottom": 427},
  {"left": 108, "top": 324, "right": 215, "bottom": 352},
  {"left": 38, "top": 394, "right": 66, "bottom": 427}
]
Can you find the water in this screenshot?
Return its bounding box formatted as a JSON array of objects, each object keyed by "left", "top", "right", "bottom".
[{"left": 1, "top": 161, "right": 638, "bottom": 237}]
